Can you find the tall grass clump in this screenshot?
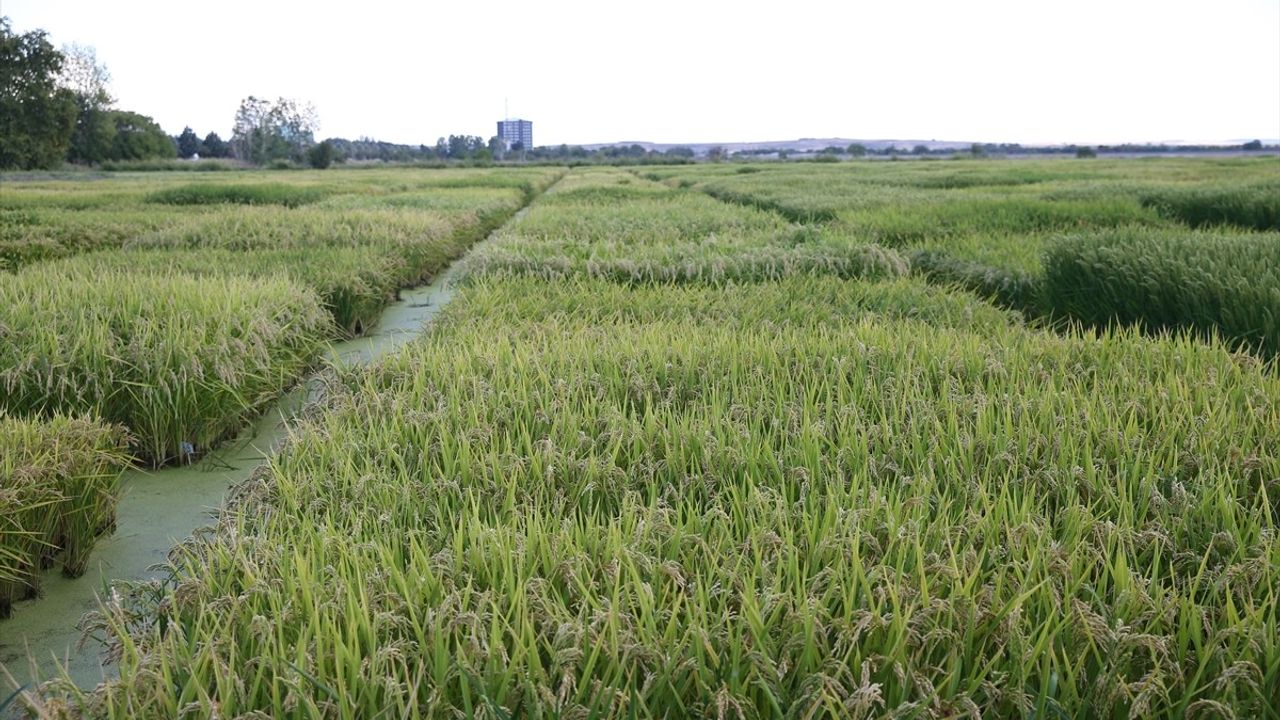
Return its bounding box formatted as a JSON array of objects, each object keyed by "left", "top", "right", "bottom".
[
  {"left": 1043, "top": 228, "right": 1280, "bottom": 356},
  {"left": 63, "top": 288, "right": 1280, "bottom": 718},
  {"left": 0, "top": 413, "right": 129, "bottom": 618},
  {"left": 0, "top": 269, "right": 331, "bottom": 465},
  {"left": 1140, "top": 183, "right": 1280, "bottom": 231},
  {"left": 146, "top": 183, "right": 329, "bottom": 208}
]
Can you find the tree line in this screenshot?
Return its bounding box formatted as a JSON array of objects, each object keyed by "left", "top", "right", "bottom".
[{"left": 1, "top": 18, "right": 174, "bottom": 170}]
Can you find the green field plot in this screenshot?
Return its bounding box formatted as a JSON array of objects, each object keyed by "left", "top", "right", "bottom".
[
  {"left": 7, "top": 163, "right": 1278, "bottom": 719},
  {"left": 0, "top": 268, "right": 331, "bottom": 465},
  {"left": 75, "top": 276, "right": 1280, "bottom": 718},
  {"left": 461, "top": 169, "right": 907, "bottom": 283}
]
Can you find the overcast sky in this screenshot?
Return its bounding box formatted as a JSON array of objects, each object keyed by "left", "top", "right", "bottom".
[{"left": 7, "top": 0, "right": 1279, "bottom": 146}]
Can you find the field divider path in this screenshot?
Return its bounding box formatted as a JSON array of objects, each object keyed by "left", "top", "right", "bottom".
[{"left": 0, "top": 171, "right": 564, "bottom": 699}]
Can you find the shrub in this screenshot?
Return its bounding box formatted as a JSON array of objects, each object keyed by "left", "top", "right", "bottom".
[{"left": 307, "top": 141, "right": 334, "bottom": 170}]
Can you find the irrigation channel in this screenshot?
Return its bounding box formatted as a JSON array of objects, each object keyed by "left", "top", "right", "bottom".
[{"left": 0, "top": 197, "right": 544, "bottom": 702}]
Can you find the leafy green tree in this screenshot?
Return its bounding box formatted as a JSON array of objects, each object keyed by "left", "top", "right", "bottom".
[
  {"left": 307, "top": 139, "right": 334, "bottom": 169},
  {"left": 60, "top": 43, "right": 115, "bottom": 164},
  {"left": 108, "top": 110, "right": 175, "bottom": 160},
  {"left": 0, "top": 17, "right": 78, "bottom": 169},
  {"left": 1242, "top": 139, "right": 1263, "bottom": 151},
  {"left": 176, "top": 126, "right": 202, "bottom": 158},
  {"left": 846, "top": 143, "right": 867, "bottom": 157},
  {"left": 201, "top": 131, "right": 229, "bottom": 158},
  {"left": 1075, "top": 145, "right": 1097, "bottom": 159}
]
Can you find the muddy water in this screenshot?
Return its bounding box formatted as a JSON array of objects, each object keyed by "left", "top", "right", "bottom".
[{"left": 0, "top": 277, "right": 457, "bottom": 693}]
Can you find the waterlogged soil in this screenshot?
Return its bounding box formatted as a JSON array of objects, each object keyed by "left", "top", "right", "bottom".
[{"left": 0, "top": 278, "right": 457, "bottom": 694}]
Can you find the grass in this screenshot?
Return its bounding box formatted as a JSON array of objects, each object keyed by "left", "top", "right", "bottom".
[
  {"left": 0, "top": 413, "right": 129, "bottom": 618},
  {"left": 64, "top": 278, "right": 1280, "bottom": 718},
  {"left": 0, "top": 268, "right": 331, "bottom": 466},
  {"left": 1042, "top": 227, "right": 1280, "bottom": 356}
]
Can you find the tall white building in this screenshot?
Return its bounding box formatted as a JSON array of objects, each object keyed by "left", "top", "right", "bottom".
[{"left": 497, "top": 119, "right": 533, "bottom": 151}]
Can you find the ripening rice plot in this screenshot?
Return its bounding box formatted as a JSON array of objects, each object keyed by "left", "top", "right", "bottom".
[
  {"left": 1043, "top": 227, "right": 1280, "bottom": 356},
  {"left": 48, "top": 248, "right": 409, "bottom": 337},
  {"left": 0, "top": 268, "right": 331, "bottom": 466},
  {"left": 460, "top": 169, "right": 907, "bottom": 283},
  {"left": 129, "top": 205, "right": 507, "bottom": 286},
  {"left": 0, "top": 413, "right": 129, "bottom": 618},
  {"left": 72, "top": 277, "right": 1280, "bottom": 719},
  {"left": 0, "top": 206, "right": 206, "bottom": 271}
]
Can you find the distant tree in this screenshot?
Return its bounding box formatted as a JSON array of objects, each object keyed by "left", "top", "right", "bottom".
[
  {"left": 969, "top": 143, "right": 986, "bottom": 158},
  {"left": 59, "top": 43, "right": 115, "bottom": 164},
  {"left": 307, "top": 139, "right": 334, "bottom": 168},
  {"left": 665, "top": 146, "right": 695, "bottom": 158},
  {"left": 201, "top": 131, "right": 229, "bottom": 158},
  {"left": 821, "top": 145, "right": 846, "bottom": 155},
  {"left": 1242, "top": 139, "right": 1263, "bottom": 151},
  {"left": 487, "top": 135, "right": 504, "bottom": 159},
  {"left": 0, "top": 17, "right": 78, "bottom": 169},
  {"left": 231, "top": 96, "right": 317, "bottom": 164},
  {"left": 1074, "top": 145, "right": 1097, "bottom": 159},
  {"left": 175, "top": 126, "right": 201, "bottom": 158},
  {"left": 846, "top": 143, "right": 867, "bottom": 157},
  {"left": 108, "top": 110, "right": 175, "bottom": 160},
  {"left": 706, "top": 145, "right": 727, "bottom": 162},
  {"left": 912, "top": 144, "right": 930, "bottom": 155}
]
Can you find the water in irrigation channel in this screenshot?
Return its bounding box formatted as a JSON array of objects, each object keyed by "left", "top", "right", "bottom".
[{"left": 0, "top": 274, "right": 459, "bottom": 699}]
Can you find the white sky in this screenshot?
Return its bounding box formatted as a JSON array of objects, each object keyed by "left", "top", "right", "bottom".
[{"left": 7, "top": 0, "right": 1280, "bottom": 146}]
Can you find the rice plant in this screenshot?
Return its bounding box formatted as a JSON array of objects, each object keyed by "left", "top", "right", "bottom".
[
  {"left": 128, "top": 206, "right": 497, "bottom": 286},
  {"left": 1140, "top": 182, "right": 1280, "bottom": 231},
  {"left": 48, "top": 248, "right": 408, "bottom": 337},
  {"left": 65, "top": 282, "right": 1280, "bottom": 719},
  {"left": 459, "top": 170, "right": 908, "bottom": 284},
  {"left": 1042, "top": 227, "right": 1280, "bottom": 356},
  {"left": 146, "top": 183, "right": 329, "bottom": 208},
  {"left": 0, "top": 268, "right": 332, "bottom": 465},
  {"left": 0, "top": 413, "right": 129, "bottom": 618}
]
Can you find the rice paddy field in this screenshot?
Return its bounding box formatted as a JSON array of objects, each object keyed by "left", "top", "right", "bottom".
[{"left": 1, "top": 158, "right": 1278, "bottom": 718}]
